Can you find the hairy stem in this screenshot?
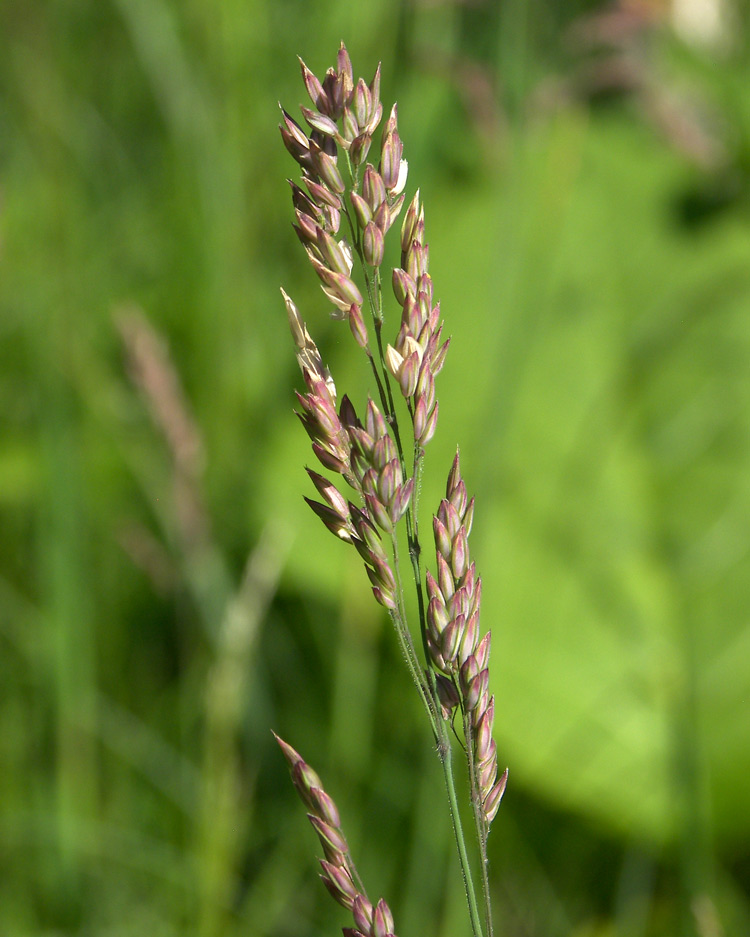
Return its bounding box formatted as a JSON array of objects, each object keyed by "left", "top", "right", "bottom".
[
  {"left": 439, "top": 718, "right": 485, "bottom": 937},
  {"left": 463, "top": 707, "right": 493, "bottom": 937},
  {"left": 389, "top": 533, "right": 438, "bottom": 736}
]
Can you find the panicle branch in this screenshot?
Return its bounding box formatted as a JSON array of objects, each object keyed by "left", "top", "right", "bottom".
[
  {"left": 426, "top": 451, "right": 507, "bottom": 826},
  {"left": 274, "top": 734, "right": 399, "bottom": 937},
  {"left": 385, "top": 189, "right": 449, "bottom": 447}
]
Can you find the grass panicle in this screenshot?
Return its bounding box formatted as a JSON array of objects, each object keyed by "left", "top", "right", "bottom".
[{"left": 276, "top": 43, "right": 506, "bottom": 937}]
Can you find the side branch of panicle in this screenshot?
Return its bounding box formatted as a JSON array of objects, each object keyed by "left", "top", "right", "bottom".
[
  {"left": 280, "top": 42, "right": 408, "bottom": 344},
  {"left": 426, "top": 451, "right": 506, "bottom": 825},
  {"left": 282, "top": 281, "right": 402, "bottom": 610},
  {"left": 274, "top": 734, "right": 399, "bottom": 937},
  {"left": 384, "top": 190, "right": 449, "bottom": 447}
]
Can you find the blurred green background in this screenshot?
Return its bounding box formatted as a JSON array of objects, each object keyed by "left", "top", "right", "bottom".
[{"left": 2, "top": 1, "right": 750, "bottom": 935}]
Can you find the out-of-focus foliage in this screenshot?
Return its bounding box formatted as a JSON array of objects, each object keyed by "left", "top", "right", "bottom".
[{"left": 1, "top": 1, "right": 749, "bottom": 936}]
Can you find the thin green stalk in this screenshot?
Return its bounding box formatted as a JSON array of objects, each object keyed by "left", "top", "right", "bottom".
[
  {"left": 373, "top": 315, "right": 405, "bottom": 452},
  {"left": 341, "top": 186, "right": 407, "bottom": 475},
  {"left": 410, "top": 443, "right": 425, "bottom": 536},
  {"left": 365, "top": 347, "right": 391, "bottom": 415},
  {"left": 439, "top": 718, "right": 485, "bottom": 937},
  {"left": 388, "top": 534, "right": 439, "bottom": 737},
  {"left": 463, "top": 707, "right": 494, "bottom": 937}
]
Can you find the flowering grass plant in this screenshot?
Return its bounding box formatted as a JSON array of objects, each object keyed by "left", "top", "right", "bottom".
[{"left": 276, "top": 43, "right": 507, "bottom": 937}]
